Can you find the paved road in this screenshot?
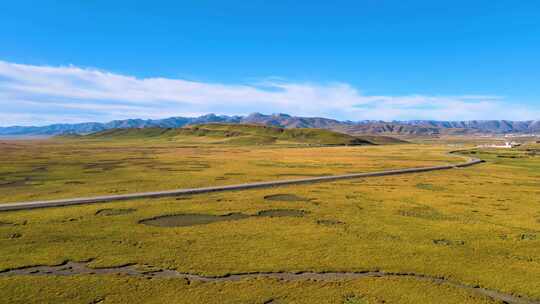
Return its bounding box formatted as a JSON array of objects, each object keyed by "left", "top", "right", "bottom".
[{"left": 0, "top": 155, "right": 482, "bottom": 212}]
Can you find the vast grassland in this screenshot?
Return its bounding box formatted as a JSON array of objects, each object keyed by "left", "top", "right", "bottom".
[
  {"left": 0, "top": 126, "right": 455, "bottom": 204},
  {"left": 0, "top": 132, "right": 538, "bottom": 303}
]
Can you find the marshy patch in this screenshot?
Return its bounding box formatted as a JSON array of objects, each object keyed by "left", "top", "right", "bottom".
[
  {"left": 134, "top": 264, "right": 163, "bottom": 274},
  {"left": 264, "top": 193, "right": 310, "bottom": 202},
  {"left": 256, "top": 209, "right": 307, "bottom": 217},
  {"left": 31, "top": 166, "right": 48, "bottom": 172},
  {"left": 343, "top": 294, "right": 368, "bottom": 304},
  {"left": 507, "top": 255, "right": 535, "bottom": 263},
  {"left": 151, "top": 167, "right": 195, "bottom": 172},
  {"left": 224, "top": 172, "right": 246, "bottom": 176},
  {"left": 95, "top": 208, "right": 137, "bottom": 216},
  {"left": 398, "top": 206, "right": 450, "bottom": 220},
  {"left": 139, "top": 213, "right": 250, "bottom": 227},
  {"left": 67, "top": 217, "right": 80, "bottom": 222},
  {"left": 415, "top": 183, "right": 445, "bottom": 191},
  {"left": 83, "top": 161, "right": 124, "bottom": 171},
  {"left": 0, "top": 220, "right": 26, "bottom": 227},
  {"left": 433, "top": 239, "right": 465, "bottom": 246},
  {"left": 83, "top": 170, "right": 103, "bottom": 174},
  {"left": 175, "top": 196, "right": 192, "bottom": 201},
  {"left": 254, "top": 160, "right": 320, "bottom": 169},
  {"left": 89, "top": 298, "right": 105, "bottom": 304},
  {"left": 64, "top": 181, "right": 85, "bottom": 185},
  {"left": 518, "top": 233, "right": 537, "bottom": 241},
  {"left": 452, "top": 202, "right": 473, "bottom": 207},
  {"left": 0, "top": 179, "right": 28, "bottom": 188},
  {"left": 140, "top": 209, "right": 307, "bottom": 227},
  {"left": 174, "top": 161, "right": 211, "bottom": 170},
  {"left": 5, "top": 233, "right": 22, "bottom": 239},
  {"left": 497, "top": 155, "right": 524, "bottom": 159},
  {"left": 316, "top": 219, "right": 344, "bottom": 226}
]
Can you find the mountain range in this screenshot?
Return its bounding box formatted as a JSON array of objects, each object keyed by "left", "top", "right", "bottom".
[{"left": 1, "top": 113, "right": 539, "bottom": 137}]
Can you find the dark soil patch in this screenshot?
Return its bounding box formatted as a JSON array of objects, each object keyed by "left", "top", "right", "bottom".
[
  {"left": 140, "top": 213, "right": 250, "bottom": 227},
  {"left": 264, "top": 194, "right": 310, "bottom": 202},
  {"left": 433, "top": 239, "right": 465, "bottom": 246},
  {"left": 121, "top": 157, "right": 153, "bottom": 161},
  {"left": 175, "top": 196, "right": 192, "bottom": 201},
  {"left": 31, "top": 166, "right": 48, "bottom": 172},
  {"left": 0, "top": 220, "right": 26, "bottom": 226},
  {"left": 398, "top": 206, "right": 450, "bottom": 221},
  {"left": 317, "top": 219, "right": 345, "bottom": 226},
  {"left": 95, "top": 208, "right": 137, "bottom": 216},
  {"left": 416, "top": 183, "right": 445, "bottom": 191},
  {"left": 6, "top": 233, "right": 22, "bottom": 239},
  {"left": 497, "top": 154, "right": 529, "bottom": 159},
  {"left": 65, "top": 181, "right": 85, "bottom": 185},
  {"left": 140, "top": 209, "right": 307, "bottom": 227},
  {"left": 83, "top": 162, "right": 124, "bottom": 171},
  {"left": 63, "top": 217, "right": 82, "bottom": 223},
  {"left": 0, "top": 179, "right": 28, "bottom": 188},
  {"left": 84, "top": 170, "right": 103, "bottom": 174},
  {"left": 343, "top": 294, "right": 368, "bottom": 304},
  {"left": 154, "top": 167, "right": 205, "bottom": 172},
  {"left": 168, "top": 161, "right": 211, "bottom": 170},
  {"left": 518, "top": 233, "right": 537, "bottom": 241},
  {"left": 256, "top": 209, "right": 307, "bottom": 217}
]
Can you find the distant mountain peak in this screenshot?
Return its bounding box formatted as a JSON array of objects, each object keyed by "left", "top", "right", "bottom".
[
  {"left": 0, "top": 113, "right": 539, "bottom": 137},
  {"left": 271, "top": 113, "right": 291, "bottom": 118}
]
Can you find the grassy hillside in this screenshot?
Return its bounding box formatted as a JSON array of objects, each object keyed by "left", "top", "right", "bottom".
[
  {"left": 351, "top": 134, "right": 408, "bottom": 145},
  {"left": 83, "top": 123, "right": 377, "bottom": 146}
]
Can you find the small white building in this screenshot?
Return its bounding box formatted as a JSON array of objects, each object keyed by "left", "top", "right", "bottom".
[{"left": 477, "top": 141, "right": 521, "bottom": 149}]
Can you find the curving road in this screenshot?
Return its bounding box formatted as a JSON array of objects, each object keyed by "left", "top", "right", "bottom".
[{"left": 0, "top": 153, "right": 483, "bottom": 212}]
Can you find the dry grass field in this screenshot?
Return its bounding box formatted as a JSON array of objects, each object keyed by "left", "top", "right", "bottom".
[
  {"left": 0, "top": 128, "right": 456, "bottom": 204},
  {"left": 0, "top": 131, "right": 538, "bottom": 304}
]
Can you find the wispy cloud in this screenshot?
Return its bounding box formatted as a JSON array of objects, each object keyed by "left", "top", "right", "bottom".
[{"left": 0, "top": 60, "right": 537, "bottom": 126}]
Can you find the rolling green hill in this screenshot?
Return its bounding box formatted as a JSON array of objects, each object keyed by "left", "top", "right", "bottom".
[{"left": 82, "top": 123, "right": 379, "bottom": 146}]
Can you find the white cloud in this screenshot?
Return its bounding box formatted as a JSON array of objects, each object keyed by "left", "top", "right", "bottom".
[{"left": 0, "top": 60, "right": 538, "bottom": 126}]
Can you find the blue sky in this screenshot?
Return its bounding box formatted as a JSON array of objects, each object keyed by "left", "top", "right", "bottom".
[{"left": 1, "top": 0, "right": 539, "bottom": 126}]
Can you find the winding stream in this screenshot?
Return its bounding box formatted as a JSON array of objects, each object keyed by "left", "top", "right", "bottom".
[{"left": 1, "top": 261, "right": 538, "bottom": 304}]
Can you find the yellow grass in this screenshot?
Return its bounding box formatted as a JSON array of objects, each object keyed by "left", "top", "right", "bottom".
[
  {"left": 0, "top": 138, "right": 458, "bottom": 203},
  {"left": 0, "top": 138, "right": 538, "bottom": 303}
]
